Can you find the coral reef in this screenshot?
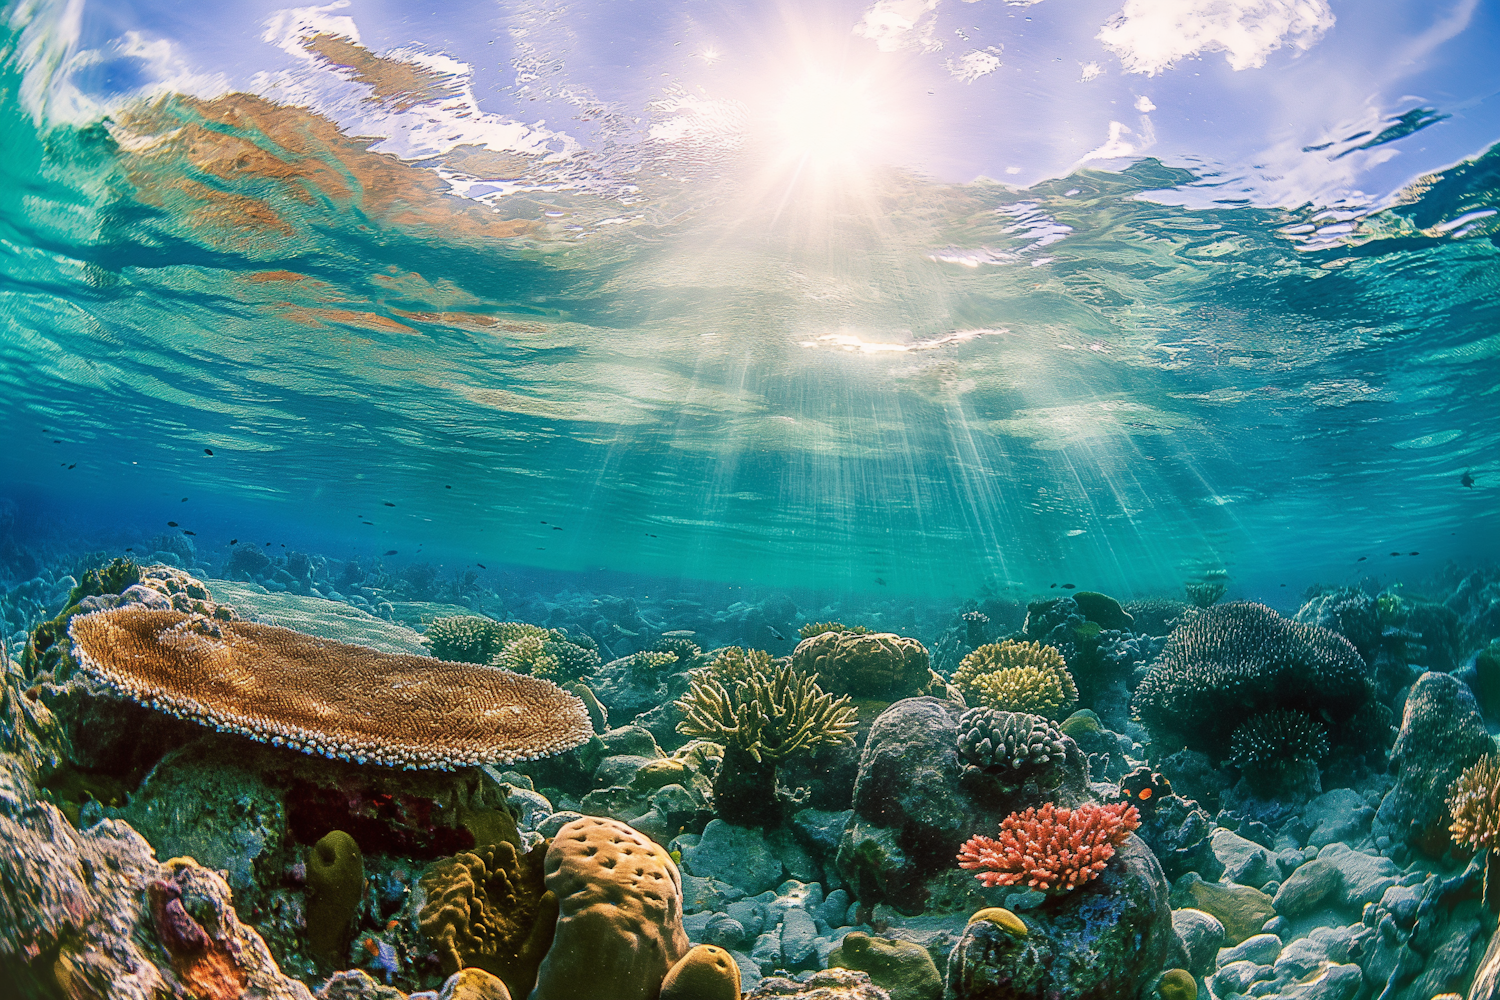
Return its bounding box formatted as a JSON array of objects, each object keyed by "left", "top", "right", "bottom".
[
  {"left": 659, "top": 944, "right": 742, "bottom": 1000},
  {"left": 69, "top": 606, "right": 592, "bottom": 769},
  {"left": 424, "top": 615, "right": 513, "bottom": 663},
  {"left": 1121, "top": 598, "right": 1191, "bottom": 637},
  {"left": 951, "top": 640, "right": 1077, "bottom": 718},
  {"left": 306, "top": 830, "right": 366, "bottom": 967},
  {"left": 418, "top": 839, "right": 555, "bottom": 997},
  {"left": 956, "top": 801, "right": 1140, "bottom": 891},
  {"left": 791, "top": 629, "right": 934, "bottom": 700},
  {"left": 828, "top": 932, "right": 942, "bottom": 1000},
  {"left": 1447, "top": 753, "right": 1500, "bottom": 851},
  {"left": 1132, "top": 601, "right": 1375, "bottom": 759},
  {"left": 1228, "top": 708, "right": 1330, "bottom": 793},
  {"left": 530, "top": 816, "right": 690, "bottom": 1000},
  {"left": 955, "top": 708, "right": 1068, "bottom": 771}
]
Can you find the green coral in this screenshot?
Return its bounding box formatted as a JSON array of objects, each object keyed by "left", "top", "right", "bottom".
[
  {"left": 799, "top": 621, "right": 870, "bottom": 638},
  {"left": 306, "top": 830, "right": 365, "bottom": 968},
  {"left": 653, "top": 636, "right": 701, "bottom": 663},
  {"left": 677, "top": 662, "right": 857, "bottom": 763},
  {"left": 627, "top": 650, "right": 679, "bottom": 679},
  {"left": 951, "top": 641, "right": 1078, "bottom": 719},
  {"left": 66, "top": 557, "right": 141, "bottom": 607},
  {"left": 696, "top": 646, "right": 777, "bottom": 688},
  {"left": 491, "top": 631, "right": 599, "bottom": 683},
  {"left": 425, "top": 615, "right": 510, "bottom": 663}
]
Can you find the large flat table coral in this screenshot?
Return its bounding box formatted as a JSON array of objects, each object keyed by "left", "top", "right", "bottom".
[{"left": 68, "top": 606, "right": 591, "bottom": 770}]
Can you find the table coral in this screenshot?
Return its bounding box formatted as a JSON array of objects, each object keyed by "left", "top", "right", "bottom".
[
  {"left": 530, "top": 816, "right": 690, "bottom": 1000},
  {"left": 69, "top": 606, "right": 592, "bottom": 769},
  {"left": 957, "top": 801, "right": 1140, "bottom": 892},
  {"left": 951, "top": 641, "right": 1077, "bottom": 719},
  {"left": 418, "top": 839, "right": 556, "bottom": 998}
]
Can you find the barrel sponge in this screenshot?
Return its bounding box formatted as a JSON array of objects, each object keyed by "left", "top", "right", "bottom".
[
  {"left": 659, "top": 944, "right": 741, "bottom": 1000},
  {"left": 1132, "top": 601, "right": 1374, "bottom": 756},
  {"left": 419, "top": 840, "right": 556, "bottom": 999},
  {"left": 791, "top": 631, "right": 931, "bottom": 699},
  {"left": 530, "top": 816, "right": 690, "bottom": 1000},
  {"left": 952, "top": 641, "right": 1077, "bottom": 719},
  {"left": 306, "top": 830, "right": 364, "bottom": 965},
  {"left": 828, "top": 932, "right": 943, "bottom": 1000},
  {"left": 68, "top": 606, "right": 592, "bottom": 769}
]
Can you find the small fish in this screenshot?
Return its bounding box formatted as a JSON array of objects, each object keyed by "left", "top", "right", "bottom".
[
  {"left": 230, "top": 539, "right": 238, "bottom": 545},
  {"left": 1390, "top": 551, "right": 1400, "bottom": 557},
  {"left": 1119, "top": 766, "right": 1172, "bottom": 817},
  {"left": 181, "top": 497, "right": 188, "bottom": 502},
  {"left": 203, "top": 448, "right": 213, "bottom": 456},
  {"left": 875, "top": 577, "right": 887, "bottom": 586},
  {"left": 552, "top": 526, "right": 563, "bottom": 531},
  {"left": 363, "top": 521, "right": 374, "bottom": 526},
  {"left": 1357, "top": 556, "right": 1366, "bottom": 561},
  {"left": 1050, "top": 583, "right": 1058, "bottom": 589},
  {"left": 168, "top": 521, "right": 178, "bottom": 527},
  {"left": 1410, "top": 551, "right": 1419, "bottom": 556},
  {"left": 1462, "top": 471, "right": 1476, "bottom": 488},
  {"left": 183, "top": 530, "right": 195, "bottom": 536},
  {"left": 125, "top": 547, "right": 134, "bottom": 552},
  {"left": 540, "top": 520, "right": 547, "bottom": 524},
  {"left": 383, "top": 501, "right": 395, "bottom": 507},
  {"left": 477, "top": 563, "right": 486, "bottom": 569},
  {"left": 662, "top": 629, "right": 695, "bottom": 638},
  {"left": 767, "top": 626, "right": 785, "bottom": 641},
  {"left": 1062, "top": 583, "right": 1076, "bottom": 589},
  {"left": 445, "top": 485, "right": 451, "bottom": 488},
  {"left": 385, "top": 550, "right": 398, "bottom": 555},
  {"left": 67, "top": 464, "right": 75, "bottom": 469}
]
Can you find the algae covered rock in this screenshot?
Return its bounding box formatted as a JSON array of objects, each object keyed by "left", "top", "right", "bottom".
[
  {"left": 828, "top": 932, "right": 942, "bottom": 1000},
  {"left": 531, "top": 815, "right": 690, "bottom": 1000},
  {"left": 947, "top": 835, "right": 1184, "bottom": 1000},
  {"left": 306, "top": 829, "right": 365, "bottom": 966},
  {"left": 1170, "top": 872, "right": 1275, "bottom": 945}
]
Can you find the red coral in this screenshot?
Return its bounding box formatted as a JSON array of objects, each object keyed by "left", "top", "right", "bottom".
[{"left": 957, "top": 802, "right": 1140, "bottom": 892}]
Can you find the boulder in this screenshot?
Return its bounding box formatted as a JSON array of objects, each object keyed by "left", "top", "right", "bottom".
[
  {"left": 1272, "top": 858, "right": 1339, "bottom": 917},
  {"left": 1211, "top": 828, "right": 1277, "bottom": 889},
  {"left": 1172, "top": 908, "right": 1225, "bottom": 977},
  {"left": 1171, "top": 873, "right": 1276, "bottom": 945},
  {"left": 683, "top": 820, "right": 785, "bottom": 895},
  {"left": 1316, "top": 843, "right": 1399, "bottom": 910}
]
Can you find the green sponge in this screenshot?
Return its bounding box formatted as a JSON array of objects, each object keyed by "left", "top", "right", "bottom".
[{"left": 306, "top": 829, "right": 365, "bottom": 966}]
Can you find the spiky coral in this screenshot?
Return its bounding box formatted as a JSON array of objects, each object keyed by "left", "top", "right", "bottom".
[
  {"left": 1229, "top": 709, "right": 1329, "bottom": 768},
  {"left": 676, "top": 662, "right": 857, "bottom": 763},
  {"left": 695, "top": 646, "right": 777, "bottom": 689},
  {"left": 952, "top": 641, "right": 1077, "bottom": 719},
  {"left": 957, "top": 802, "right": 1140, "bottom": 892},
  {"left": 491, "top": 630, "right": 600, "bottom": 683},
  {"left": 425, "top": 615, "right": 511, "bottom": 663},
  {"left": 1448, "top": 753, "right": 1500, "bottom": 851}
]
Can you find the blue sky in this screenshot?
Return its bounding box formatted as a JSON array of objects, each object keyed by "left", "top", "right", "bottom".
[{"left": 16, "top": 0, "right": 1500, "bottom": 212}]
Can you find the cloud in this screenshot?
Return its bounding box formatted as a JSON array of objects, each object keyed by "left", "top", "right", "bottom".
[
  {"left": 1097, "top": 0, "right": 1334, "bottom": 76},
  {"left": 1079, "top": 61, "right": 1103, "bottom": 81},
  {"left": 853, "top": 0, "right": 942, "bottom": 53},
  {"left": 946, "top": 46, "right": 1003, "bottom": 82}
]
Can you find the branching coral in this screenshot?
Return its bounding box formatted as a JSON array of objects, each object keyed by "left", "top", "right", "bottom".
[
  {"left": 799, "top": 621, "right": 869, "bottom": 639},
  {"left": 424, "top": 617, "right": 598, "bottom": 682},
  {"left": 951, "top": 641, "right": 1077, "bottom": 718},
  {"left": 957, "top": 802, "right": 1140, "bottom": 892},
  {"left": 1132, "top": 602, "right": 1374, "bottom": 758},
  {"left": 70, "top": 606, "right": 592, "bottom": 769},
  {"left": 957, "top": 708, "right": 1068, "bottom": 771},
  {"left": 653, "top": 637, "right": 701, "bottom": 663},
  {"left": 1229, "top": 709, "right": 1329, "bottom": 768},
  {"left": 694, "top": 646, "right": 777, "bottom": 689},
  {"left": 1447, "top": 753, "right": 1500, "bottom": 851},
  {"left": 676, "top": 662, "right": 857, "bottom": 764},
  {"left": 425, "top": 615, "right": 512, "bottom": 663}
]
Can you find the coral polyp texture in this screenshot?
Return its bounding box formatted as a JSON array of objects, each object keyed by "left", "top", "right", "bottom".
[
  {"left": 1131, "top": 601, "right": 1374, "bottom": 757},
  {"left": 424, "top": 616, "right": 599, "bottom": 683},
  {"left": 1447, "top": 753, "right": 1500, "bottom": 851},
  {"left": 1228, "top": 709, "right": 1329, "bottom": 768},
  {"left": 790, "top": 629, "right": 932, "bottom": 699},
  {"left": 676, "top": 661, "right": 858, "bottom": 763},
  {"left": 69, "top": 606, "right": 592, "bottom": 769},
  {"left": 956, "top": 707, "right": 1068, "bottom": 771},
  {"left": 951, "top": 640, "right": 1078, "bottom": 718},
  {"left": 957, "top": 801, "right": 1140, "bottom": 892}
]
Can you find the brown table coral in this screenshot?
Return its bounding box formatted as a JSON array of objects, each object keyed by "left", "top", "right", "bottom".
[{"left": 69, "top": 606, "right": 591, "bottom": 770}]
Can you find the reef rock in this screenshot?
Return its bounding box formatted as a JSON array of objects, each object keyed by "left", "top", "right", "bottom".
[
  {"left": 1374, "top": 671, "right": 1491, "bottom": 857},
  {"left": 947, "top": 834, "right": 1185, "bottom": 1000}
]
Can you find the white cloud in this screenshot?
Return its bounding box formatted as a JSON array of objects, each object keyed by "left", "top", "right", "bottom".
[
  {"left": 853, "top": 0, "right": 942, "bottom": 53},
  {"left": 946, "top": 46, "right": 1003, "bottom": 83},
  {"left": 1079, "top": 61, "right": 1103, "bottom": 81},
  {"left": 1097, "top": 0, "right": 1334, "bottom": 76},
  {"left": 1134, "top": 94, "right": 1156, "bottom": 112}
]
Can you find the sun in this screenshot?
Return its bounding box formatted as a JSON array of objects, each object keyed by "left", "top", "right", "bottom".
[{"left": 773, "top": 72, "right": 885, "bottom": 169}]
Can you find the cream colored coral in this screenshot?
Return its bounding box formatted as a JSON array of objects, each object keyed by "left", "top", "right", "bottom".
[{"left": 952, "top": 640, "right": 1077, "bottom": 718}]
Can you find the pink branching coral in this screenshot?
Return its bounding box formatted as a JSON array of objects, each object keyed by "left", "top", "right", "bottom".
[{"left": 956, "top": 802, "right": 1140, "bottom": 892}]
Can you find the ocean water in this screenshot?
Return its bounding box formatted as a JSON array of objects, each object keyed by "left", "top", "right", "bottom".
[{"left": 2, "top": 0, "right": 1500, "bottom": 997}]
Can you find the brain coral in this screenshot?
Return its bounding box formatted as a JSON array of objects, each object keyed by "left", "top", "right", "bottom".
[
  {"left": 419, "top": 840, "right": 556, "bottom": 998},
  {"left": 69, "top": 606, "right": 592, "bottom": 769},
  {"left": 1132, "top": 602, "right": 1374, "bottom": 757},
  {"left": 791, "top": 631, "right": 932, "bottom": 699},
  {"left": 957, "top": 801, "right": 1140, "bottom": 893},
  {"left": 951, "top": 641, "right": 1078, "bottom": 718},
  {"left": 530, "top": 816, "right": 689, "bottom": 1000},
  {"left": 1447, "top": 753, "right": 1500, "bottom": 851}
]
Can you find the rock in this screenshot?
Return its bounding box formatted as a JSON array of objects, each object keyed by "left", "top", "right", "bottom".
[
  {"left": 1316, "top": 843, "right": 1399, "bottom": 909},
  {"left": 1172, "top": 908, "right": 1225, "bottom": 976},
  {"left": 744, "top": 968, "right": 892, "bottom": 998},
  {"left": 1294, "top": 963, "right": 1361, "bottom": 1000},
  {"left": 947, "top": 835, "right": 1185, "bottom": 1000},
  {"left": 704, "top": 914, "right": 749, "bottom": 950},
  {"left": 1302, "top": 788, "right": 1374, "bottom": 849},
  {"left": 821, "top": 889, "right": 853, "bottom": 928},
  {"left": 684, "top": 820, "right": 785, "bottom": 895},
  {"left": 781, "top": 909, "right": 819, "bottom": 968},
  {"left": 1208, "top": 960, "right": 1269, "bottom": 999},
  {"left": 1216, "top": 933, "right": 1282, "bottom": 968},
  {"left": 537, "top": 810, "right": 585, "bottom": 838},
  {"left": 727, "top": 899, "right": 768, "bottom": 937},
  {"left": 1210, "top": 828, "right": 1277, "bottom": 889},
  {"left": 1171, "top": 873, "right": 1276, "bottom": 945},
  {"left": 1374, "top": 672, "right": 1491, "bottom": 857},
  {"left": 751, "top": 930, "right": 782, "bottom": 973},
  {"left": 793, "top": 808, "right": 854, "bottom": 859},
  {"left": 1469, "top": 921, "right": 1500, "bottom": 1000},
  {"left": 437, "top": 968, "right": 513, "bottom": 1000},
  {"left": 829, "top": 932, "right": 943, "bottom": 1000},
  {"left": 1406, "top": 916, "right": 1483, "bottom": 1000},
  {"left": 1272, "top": 858, "right": 1340, "bottom": 917}
]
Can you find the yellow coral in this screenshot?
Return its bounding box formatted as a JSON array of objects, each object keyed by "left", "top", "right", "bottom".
[
  {"left": 952, "top": 641, "right": 1077, "bottom": 719},
  {"left": 676, "top": 662, "right": 857, "bottom": 763},
  {"left": 1448, "top": 753, "right": 1500, "bottom": 850},
  {"left": 695, "top": 646, "right": 776, "bottom": 689}
]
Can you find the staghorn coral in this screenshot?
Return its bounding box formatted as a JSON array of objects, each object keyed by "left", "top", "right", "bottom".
[
  {"left": 531, "top": 816, "right": 689, "bottom": 1000},
  {"left": 69, "top": 606, "right": 592, "bottom": 769},
  {"left": 695, "top": 645, "right": 778, "bottom": 689},
  {"left": 628, "top": 650, "right": 680, "bottom": 675},
  {"left": 1447, "top": 753, "right": 1500, "bottom": 851},
  {"left": 951, "top": 640, "right": 1078, "bottom": 718},
  {"left": 956, "top": 801, "right": 1140, "bottom": 892},
  {"left": 418, "top": 839, "right": 556, "bottom": 998},
  {"left": 677, "top": 662, "right": 858, "bottom": 765},
  {"left": 1132, "top": 602, "right": 1374, "bottom": 758},
  {"left": 790, "top": 630, "right": 932, "bottom": 700},
  {"left": 956, "top": 708, "right": 1068, "bottom": 771},
  {"left": 490, "top": 630, "right": 599, "bottom": 684}
]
